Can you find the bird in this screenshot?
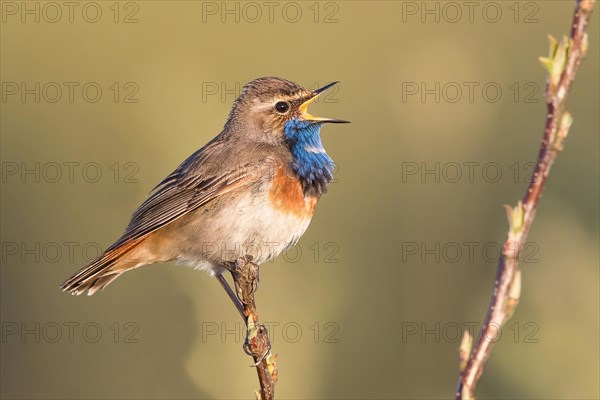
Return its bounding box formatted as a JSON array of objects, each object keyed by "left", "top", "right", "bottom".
[{"left": 60, "top": 77, "right": 348, "bottom": 313}]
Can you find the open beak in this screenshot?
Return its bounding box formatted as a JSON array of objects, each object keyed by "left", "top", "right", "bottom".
[{"left": 299, "top": 82, "right": 350, "bottom": 124}]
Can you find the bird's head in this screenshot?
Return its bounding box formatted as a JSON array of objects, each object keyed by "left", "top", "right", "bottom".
[
  {"left": 223, "top": 77, "right": 349, "bottom": 196},
  {"left": 223, "top": 77, "right": 349, "bottom": 144}
]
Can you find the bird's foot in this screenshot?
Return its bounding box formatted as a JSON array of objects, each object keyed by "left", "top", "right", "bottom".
[{"left": 244, "top": 316, "right": 272, "bottom": 364}]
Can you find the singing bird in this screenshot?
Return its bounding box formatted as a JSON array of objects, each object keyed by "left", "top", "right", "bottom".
[{"left": 61, "top": 77, "right": 348, "bottom": 310}]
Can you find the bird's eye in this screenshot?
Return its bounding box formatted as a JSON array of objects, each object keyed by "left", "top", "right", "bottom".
[{"left": 275, "top": 101, "right": 290, "bottom": 114}]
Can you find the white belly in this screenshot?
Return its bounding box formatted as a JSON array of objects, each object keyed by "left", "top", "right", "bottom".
[{"left": 174, "top": 191, "right": 314, "bottom": 275}]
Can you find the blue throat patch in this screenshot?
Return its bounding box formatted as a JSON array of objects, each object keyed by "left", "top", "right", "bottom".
[{"left": 283, "top": 118, "right": 334, "bottom": 196}]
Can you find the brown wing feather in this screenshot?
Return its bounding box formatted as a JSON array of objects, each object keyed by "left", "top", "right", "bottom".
[
  {"left": 61, "top": 140, "right": 255, "bottom": 294},
  {"left": 110, "top": 142, "right": 253, "bottom": 250}
]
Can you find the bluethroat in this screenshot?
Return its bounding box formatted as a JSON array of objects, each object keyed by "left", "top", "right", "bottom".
[{"left": 61, "top": 77, "right": 348, "bottom": 313}]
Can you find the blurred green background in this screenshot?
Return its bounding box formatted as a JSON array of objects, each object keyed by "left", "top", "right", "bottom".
[{"left": 1, "top": 1, "right": 598, "bottom": 399}]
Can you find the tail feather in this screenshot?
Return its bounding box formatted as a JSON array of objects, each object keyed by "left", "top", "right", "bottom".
[{"left": 60, "top": 237, "right": 145, "bottom": 296}]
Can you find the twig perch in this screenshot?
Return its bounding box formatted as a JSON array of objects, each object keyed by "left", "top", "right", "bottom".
[
  {"left": 455, "top": 1, "right": 595, "bottom": 399},
  {"left": 226, "top": 256, "right": 278, "bottom": 399}
]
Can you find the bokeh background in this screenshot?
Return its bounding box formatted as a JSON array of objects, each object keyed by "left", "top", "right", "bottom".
[{"left": 1, "top": 1, "right": 598, "bottom": 399}]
